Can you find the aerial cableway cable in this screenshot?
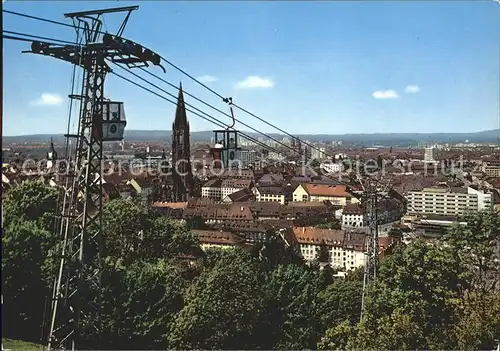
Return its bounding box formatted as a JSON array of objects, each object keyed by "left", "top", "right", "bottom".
[
  {"left": 110, "top": 62, "right": 297, "bottom": 155},
  {"left": 2, "top": 26, "right": 428, "bottom": 226},
  {"left": 2, "top": 28, "right": 425, "bottom": 213},
  {"left": 3, "top": 11, "right": 440, "bottom": 331},
  {"left": 3, "top": 8, "right": 339, "bottom": 161},
  {"left": 4, "top": 23, "right": 435, "bottom": 329},
  {"left": 108, "top": 69, "right": 287, "bottom": 156},
  {"left": 3, "top": 29, "right": 417, "bottom": 201},
  {"left": 1, "top": 30, "right": 287, "bottom": 158}
]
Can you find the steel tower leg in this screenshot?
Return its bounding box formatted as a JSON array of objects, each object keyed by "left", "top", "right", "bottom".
[{"left": 47, "top": 51, "right": 106, "bottom": 351}]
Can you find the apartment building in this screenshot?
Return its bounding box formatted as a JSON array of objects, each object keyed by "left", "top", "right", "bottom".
[
  {"left": 201, "top": 178, "right": 222, "bottom": 201},
  {"left": 240, "top": 150, "right": 259, "bottom": 166},
  {"left": 406, "top": 186, "right": 493, "bottom": 216},
  {"left": 253, "top": 185, "right": 286, "bottom": 204},
  {"left": 341, "top": 199, "right": 403, "bottom": 236},
  {"left": 482, "top": 161, "right": 500, "bottom": 177},
  {"left": 293, "top": 227, "right": 366, "bottom": 271},
  {"left": 221, "top": 179, "right": 254, "bottom": 200},
  {"left": 424, "top": 147, "right": 438, "bottom": 162},
  {"left": 320, "top": 162, "right": 343, "bottom": 174},
  {"left": 192, "top": 229, "right": 244, "bottom": 250}
]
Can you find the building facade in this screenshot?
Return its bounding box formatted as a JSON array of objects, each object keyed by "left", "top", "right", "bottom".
[
  {"left": 406, "top": 186, "right": 493, "bottom": 216},
  {"left": 424, "top": 147, "right": 437, "bottom": 162},
  {"left": 221, "top": 179, "right": 254, "bottom": 200},
  {"left": 292, "top": 183, "right": 359, "bottom": 206},
  {"left": 293, "top": 227, "right": 366, "bottom": 271},
  {"left": 201, "top": 178, "right": 222, "bottom": 201},
  {"left": 253, "top": 186, "right": 286, "bottom": 204}
]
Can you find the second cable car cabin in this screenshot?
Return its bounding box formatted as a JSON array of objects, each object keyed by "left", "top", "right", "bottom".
[
  {"left": 100, "top": 100, "right": 127, "bottom": 141},
  {"left": 210, "top": 130, "right": 241, "bottom": 169}
]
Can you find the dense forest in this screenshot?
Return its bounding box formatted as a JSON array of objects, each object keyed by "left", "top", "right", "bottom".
[{"left": 3, "top": 180, "right": 500, "bottom": 350}]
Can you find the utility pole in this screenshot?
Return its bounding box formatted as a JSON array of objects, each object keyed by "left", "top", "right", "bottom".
[
  {"left": 359, "top": 177, "right": 380, "bottom": 321},
  {"left": 22, "top": 6, "right": 164, "bottom": 350}
]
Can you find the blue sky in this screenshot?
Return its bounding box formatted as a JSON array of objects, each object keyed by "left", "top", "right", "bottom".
[{"left": 3, "top": 1, "right": 500, "bottom": 136}]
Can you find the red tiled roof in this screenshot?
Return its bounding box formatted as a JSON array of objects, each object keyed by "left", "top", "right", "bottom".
[
  {"left": 293, "top": 227, "right": 344, "bottom": 246},
  {"left": 302, "top": 184, "right": 352, "bottom": 197},
  {"left": 151, "top": 202, "right": 188, "bottom": 209},
  {"left": 192, "top": 229, "right": 244, "bottom": 246}
]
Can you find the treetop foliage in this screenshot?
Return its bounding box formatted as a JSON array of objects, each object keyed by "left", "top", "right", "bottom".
[{"left": 2, "top": 181, "right": 500, "bottom": 350}]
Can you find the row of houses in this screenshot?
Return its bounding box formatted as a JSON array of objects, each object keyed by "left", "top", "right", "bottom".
[
  {"left": 151, "top": 199, "right": 339, "bottom": 225},
  {"left": 191, "top": 226, "right": 394, "bottom": 272},
  {"left": 201, "top": 178, "right": 361, "bottom": 206}
]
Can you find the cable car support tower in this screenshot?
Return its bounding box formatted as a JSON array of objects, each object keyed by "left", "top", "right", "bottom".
[
  {"left": 359, "top": 176, "right": 381, "bottom": 321},
  {"left": 21, "top": 5, "right": 164, "bottom": 350}
]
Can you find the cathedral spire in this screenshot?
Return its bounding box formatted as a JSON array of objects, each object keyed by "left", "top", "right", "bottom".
[
  {"left": 47, "top": 137, "right": 57, "bottom": 161},
  {"left": 173, "top": 83, "right": 188, "bottom": 128},
  {"left": 171, "top": 81, "right": 193, "bottom": 202}
]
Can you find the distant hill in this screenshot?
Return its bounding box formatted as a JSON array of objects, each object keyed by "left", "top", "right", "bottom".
[{"left": 3, "top": 129, "right": 499, "bottom": 146}]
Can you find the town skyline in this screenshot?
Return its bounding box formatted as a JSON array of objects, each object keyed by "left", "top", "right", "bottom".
[{"left": 3, "top": 1, "right": 499, "bottom": 136}]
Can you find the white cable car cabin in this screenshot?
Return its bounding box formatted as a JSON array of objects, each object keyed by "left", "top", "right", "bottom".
[{"left": 101, "top": 101, "right": 127, "bottom": 142}]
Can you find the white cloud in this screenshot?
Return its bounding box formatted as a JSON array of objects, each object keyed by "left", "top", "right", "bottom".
[
  {"left": 31, "top": 93, "right": 63, "bottom": 106},
  {"left": 236, "top": 76, "right": 274, "bottom": 89},
  {"left": 372, "top": 90, "right": 399, "bottom": 99},
  {"left": 404, "top": 85, "right": 420, "bottom": 93},
  {"left": 197, "top": 75, "right": 217, "bottom": 83}
]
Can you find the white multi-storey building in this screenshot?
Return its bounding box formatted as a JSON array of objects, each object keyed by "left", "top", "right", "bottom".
[
  {"left": 293, "top": 227, "right": 366, "bottom": 271},
  {"left": 320, "top": 161, "right": 343, "bottom": 174},
  {"left": 341, "top": 199, "right": 403, "bottom": 236},
  {"left": 312, "top": 147, "right": 326, "bottom": 160},
  {"left": 240, "top": 150, "right": 259, "bottom": 166},
  {"left": 406, "top": 186, "right": 493, "bottom": 216},
  {"left": 253, "top": 186, "right": 286, "bottom": 204},
  {"left": 482, "top": 161, "right": 500, "bottom": 177},
  {"left": 424, "top": 147, "right": 438, "bottom": 163},
  {"left": 201, "top": 178, "right": 222, "bottom": 201},
  {"left": 221, "top": 178, "right": 253, "bottom": 200}
]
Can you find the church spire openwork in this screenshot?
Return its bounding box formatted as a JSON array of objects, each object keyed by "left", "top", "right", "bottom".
[
  {"left": 171, "top": 82, "right": 193, "bottom": 202},
  {"left": 173, "top": 82, "right": 188, "bottom": 129}
]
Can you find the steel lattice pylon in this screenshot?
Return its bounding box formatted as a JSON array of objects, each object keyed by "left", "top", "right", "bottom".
[
  {"left": 359, "top": 178, "right": 380, "bottom": 321},
  {"left": 20, "top": 5, "right": 165, "bottom": 350}
]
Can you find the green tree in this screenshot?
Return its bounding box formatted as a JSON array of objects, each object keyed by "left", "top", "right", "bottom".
[
  {"left": 318, "top": 320, "right": 353, "bottom": 350},
  {"left": 372, "top": 308, "right": 425, "bottom": 350},
  {"left": 141, "top": 216, "right": 202, "bottom": 261},
  {"left": 2, "top": 219, "right": 52, "bottom": 342},
  {"left": 445, "top": 210, "right": 500, "bottom": 293},
  {"left": 317, "top": 278, "right": 363, "bottom": 329},
  {"left": 100, "top": 259, "right": 189, "bottom": 350},
  {"left": 3, "top": 180, "right": 58, "bottom": 230},
  {"left": 251, "top": 234, "right": 304, "bottom": 271},
  {"left": 263, "top": 264, "right": 322, "bottom": 349},
  {"left": 168, "top": 248, "right": 265, "bottom": 349},
  {"left": 100, "top": 198, "right": 145, "bottom": 262},
  {"left": 453, "top": 292, "right": 500, "bottom": 350},
  {"left": 320, "top": 264, "right": 336, "bottom": 287},
  {"left": 363, "top": 240, "right": 469, "bottom": 348},
  {"left": 388, "top": 226, "right": 404, "bottom": 243}
]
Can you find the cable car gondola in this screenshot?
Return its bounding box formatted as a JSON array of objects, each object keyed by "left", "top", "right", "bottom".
[{"left": 101, "top": 100, "right": 127, "bottom": 141}]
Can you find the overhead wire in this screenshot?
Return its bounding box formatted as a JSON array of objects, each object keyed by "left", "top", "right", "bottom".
[
  {"left": 108, "top": 69, "right": 285, "bottom": 156},
  {"left": 110, "top": 62, "right": 295, "bottom": 155},
  {"left": 2, "top": 9, "right": 320, "bottom": 158},
  {"left": 3, "top": 30, "right": 78, "bottom": 46},
  {"left": 1, "top": 29, "right": 289, "bottom": 161},
  {"left": 4, "top": 8, "right": 444, "bottom": 332},
  {"left": 1, "top": 29, "right": 410, "bottom": 199},
  {"left": 2, "top": 12, "right": 433, "bottom": 226}
]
